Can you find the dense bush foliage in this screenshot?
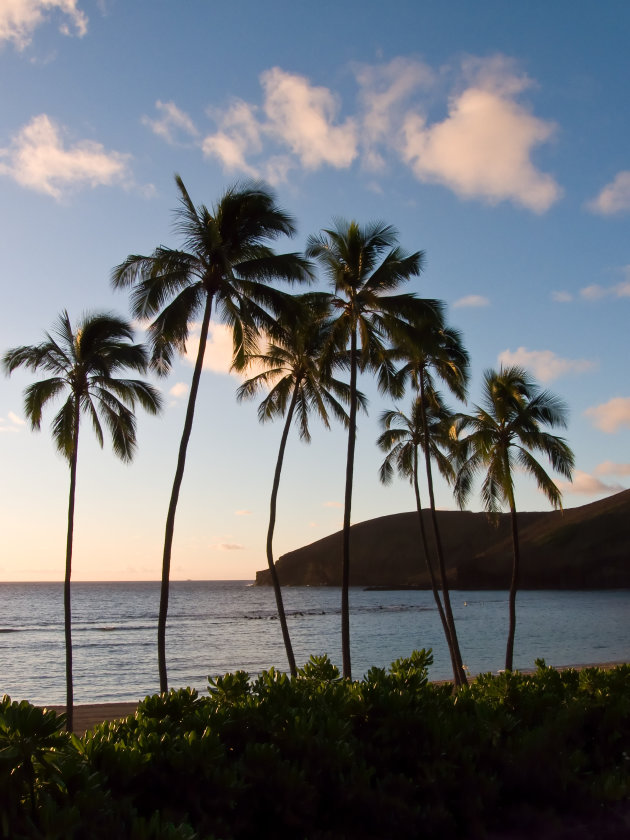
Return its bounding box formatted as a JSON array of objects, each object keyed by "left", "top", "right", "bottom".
[{"left": 1, "top": 655, "right": 629, "bottom": 838}]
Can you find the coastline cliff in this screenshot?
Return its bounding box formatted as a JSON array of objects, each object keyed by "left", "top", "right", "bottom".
[{"left": 255, "top": 489, "right": 630, "bottom": 589}]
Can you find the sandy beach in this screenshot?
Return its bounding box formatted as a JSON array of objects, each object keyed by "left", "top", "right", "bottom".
[{"left": 42, "top": 660, "right": 629, "bottom": 735}]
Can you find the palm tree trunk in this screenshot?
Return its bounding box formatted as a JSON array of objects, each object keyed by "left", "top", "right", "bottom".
[
  {"left": 419, "top": 372, "right": 467, "bottom": 687},
  {"left": 64, "top": 407, "right": 79, "bottom": 732},
  {"left": 505, "top": 500, "right": 520, "bottom": 671},
  {"left": 158, "top": 294, "right": 213, "bottom": 693},
  {"left": 341, "top": 328, "right": 358, "bottom": 680},
  {"left": 412, "top": 447, "right": 460, "bottom": 682},
  {"left": 266, "top": 381, "right": 300, "bottom": 676}
]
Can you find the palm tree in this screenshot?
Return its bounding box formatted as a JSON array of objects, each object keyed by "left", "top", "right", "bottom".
[
  {"left": 454, "top": 365, "right": 574, "bottom": 671},
  {"left": 377, "top": 394, "right": 464, "bottom": 685},
  {"left": 112, "top": 176, "right": 312, "bottom": 692},
  {"left": 306, "top": 219, "right": 440, "bottom": 678},
  {"left": 392, "top": 317, "right": 470, "bottom": 686},
  {"left": 236, "top": 294, "right": 365, "bottom": 675},
  {"left": 3, "top": 311, "right": 162, "bottom": 731}
]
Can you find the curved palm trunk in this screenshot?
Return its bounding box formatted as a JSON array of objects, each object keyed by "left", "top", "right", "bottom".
[
  {"left": 158, "top": 295, "right": 213, "bottom": 692},
  {"left": 341, "top": 328, "right": 358, "bottom": 680},
  {"left": 505, "top": 500, "right": 520, "bottom": 671},
  {"left": 419, "top": 372, "right": 467, "bottom": 687},
  {"left": 64, "top": 406, "right": 80, "bottom": 732},
  {"left": 412, "top": 447, "right": 460, "bottom": 682},
  {"left": 266, "top": 381, "right": 301, "bottom": 676}
]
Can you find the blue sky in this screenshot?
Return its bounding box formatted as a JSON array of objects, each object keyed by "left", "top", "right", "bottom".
[{"left": 1, "top": 0, "right": 628, "bottom": 582}]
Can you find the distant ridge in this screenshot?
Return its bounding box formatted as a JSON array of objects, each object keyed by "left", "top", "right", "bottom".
[{"left": 255, "top": 490, "right": 630, "bottom": 589}]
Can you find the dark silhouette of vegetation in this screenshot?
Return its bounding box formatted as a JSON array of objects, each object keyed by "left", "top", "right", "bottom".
[
  {"left": 112, "top": 176, "right": 312, "bottom": 692},
  {"left": 2, "top": 660, "right": 629, "bottom": 838},
  {"left": 3, "top": 312, "right": 161, "bottom": 731},
  {"left": 454, "top": 365, "right": 575, "bottom": 671},
  {"left": 306, "top": 220, "right": 439, "bottom": 678},
  {"left": 236, "top": 294, "right": 364, "bottom": 675}
]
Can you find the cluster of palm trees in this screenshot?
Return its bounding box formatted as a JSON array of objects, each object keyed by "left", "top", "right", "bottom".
[{"left": 3, "top": 175, "right": 574, "bottom": 728}]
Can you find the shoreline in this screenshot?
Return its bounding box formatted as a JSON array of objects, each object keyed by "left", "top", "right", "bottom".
[{"left": 43, "top": 659, "right": 629, "bottom": 735}]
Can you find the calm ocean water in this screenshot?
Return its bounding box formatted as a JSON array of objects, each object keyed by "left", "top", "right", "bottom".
[{"left": 0, "top": 581, "right": 628, "bottom": 705}]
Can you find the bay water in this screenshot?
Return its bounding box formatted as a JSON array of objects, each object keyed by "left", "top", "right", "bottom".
[{"left": 1, "top": 581, "right": 628, "bottom": 705}]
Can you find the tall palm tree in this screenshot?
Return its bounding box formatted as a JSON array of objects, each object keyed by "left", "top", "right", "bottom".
[
  {"left": 236, "top": 294, "right": 365, "bottom": 675},
  {"left": 392, "top": 317, "right": 470, "bottom": 686},
  {"left": 306, "top": 219, "right": 439, "bottom": 678},
  {"left": 3, "top": 311, "right": 161, "bottom": 731},
  {"left": 454, "top": 365, "right": 574, "bottom": 671},
  {"left": 112, "top": 175, "right": 312, "bottom": 692},
  {"left": 377, "top": 394, "right": 464, "bottom": 685}
]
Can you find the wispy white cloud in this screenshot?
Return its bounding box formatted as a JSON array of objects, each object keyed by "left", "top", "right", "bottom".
[
  {"left": 261, "top": 67, "right": 358, "bottom": 170},
  {"left": 555, "top": 469, "right": 624, "bottom": 496},
  {"left": 584, "top": 397, "right": 630, "bottom": 433},
  {"left": 498, "top": 347, "right": 596, "bottom": 382},
  {"left": 551, "top": 290, "right": 573, "bottom": 303},
  {"left": 142, "top": 100, "right": 198, "bottom": 145},
  {"left": 587, "top": 171, "right": 630, "bottom": 215},
  {"left": 235, "top": 510, "right": 252, "bottom": 516},
  {"left": 0, "top": 412, "right": 25, "bottom": 433},
  {"left": 212, "top": 542, "right": 244, "bottom": 551},
  {"left": 354, "top": 56, "right": 434, "bottom": 171},
  {"left": 183, "top": 322, "right": 234, "bottom": 374},
  {"left": 201, "top": 100, "right": 262, "bottom": 176},
  {"left": 202, "top": 69, "right": 357, "bottom": 181},
  {"left": 0, "top": 0, "right": 87, "bottom": 50},
  {"left": 323, "top": 500, "right": 343, "bottom": 509},
  {"left": 400, "top": 56, "right": 561, "bottom": 212},
  {"left": 595, "top": 460, "right": 630, "bottom": 476},
  {"left": 169, "top": 382, "right": 189, "bottom": 400},
  {"left": 453, "top": 294, "right": 490, "bottom": 308},
  {"left": 0, "top": 114, "right": 131, "bottom": 198},
  {"left": 580, "top": 279, "right": 630, "bottom": 301}
]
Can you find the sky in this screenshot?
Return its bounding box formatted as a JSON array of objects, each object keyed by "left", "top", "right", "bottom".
[{"left": 1, "top": 0, "right": 629, "bottom": 582}]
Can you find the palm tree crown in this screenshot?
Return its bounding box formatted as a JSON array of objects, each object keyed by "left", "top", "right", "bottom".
[
  {"left": 3, "top": 311, "right": 161, "bottom": 458},
  {"left": 454, "top": 365, "right": 574, "bottom": 514}
]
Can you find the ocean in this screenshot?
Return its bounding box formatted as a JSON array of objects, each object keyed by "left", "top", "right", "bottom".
[{"left": 1, "top": 581, "right": 628, "bottom": 705}]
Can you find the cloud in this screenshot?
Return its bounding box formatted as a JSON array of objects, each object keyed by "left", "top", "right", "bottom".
[
  {"left": 0, "top": 412, "right": 24, "bottom": 433},
  {"left": 584, "top": 397, "right": 630, "bottom": 433},
  {"left": 580, "top": 280, "right": 630, "bottom": 301},
  {"left": 587, "top": 171, "right": 630, "bottom": 215},
  {"left": 552, "top": 290, "right": 573, "bottom": 303},
  {"left": 202, "top": 68, "right": 357, "bottom": 180},
  {"left": 183, "top": 322, "right": 234, "bottom": 374},
  {"left": 498, "top": 347, "right": 596, "bottom": 382},
  {"left": 235, "top": 510, "right": 252, "bottom": 516},
  {"left": 323, "top": 501, "right": 343, "bottom": 509},
  {"left": 0, "top": 114, "right": 131, "bottom": 198},
  {"left": 0, "top": 0, "right": 87, "bottom": 50},
  {"left": 261, "top": 67, "right": 358, "bottom": 169},
  {"left": 401, "top": 56, "right": 561, "bottom": 212},
  {"left": 555, "top": 469, "right": 624, "bottom": 496},
  {"left": 212, "top": 542, "right": 244, "bottom": 551},
  {"left": 202, "top": 100, "right": 262, "bottom": 176},
  {"left": 354, "top": 56, "right": 434, "bottom": 171},
  {"left": 595, "top": 461, "right": 630, "bottom": 476},
  {"left": 142, "top": 100, "right": 198, "bottom": 144},
  {"left": 169, "top": 382, "right": 189, "bottom": 399},
  {"left": 453, "top": 294, "right": 490, "bottom": 308}
]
